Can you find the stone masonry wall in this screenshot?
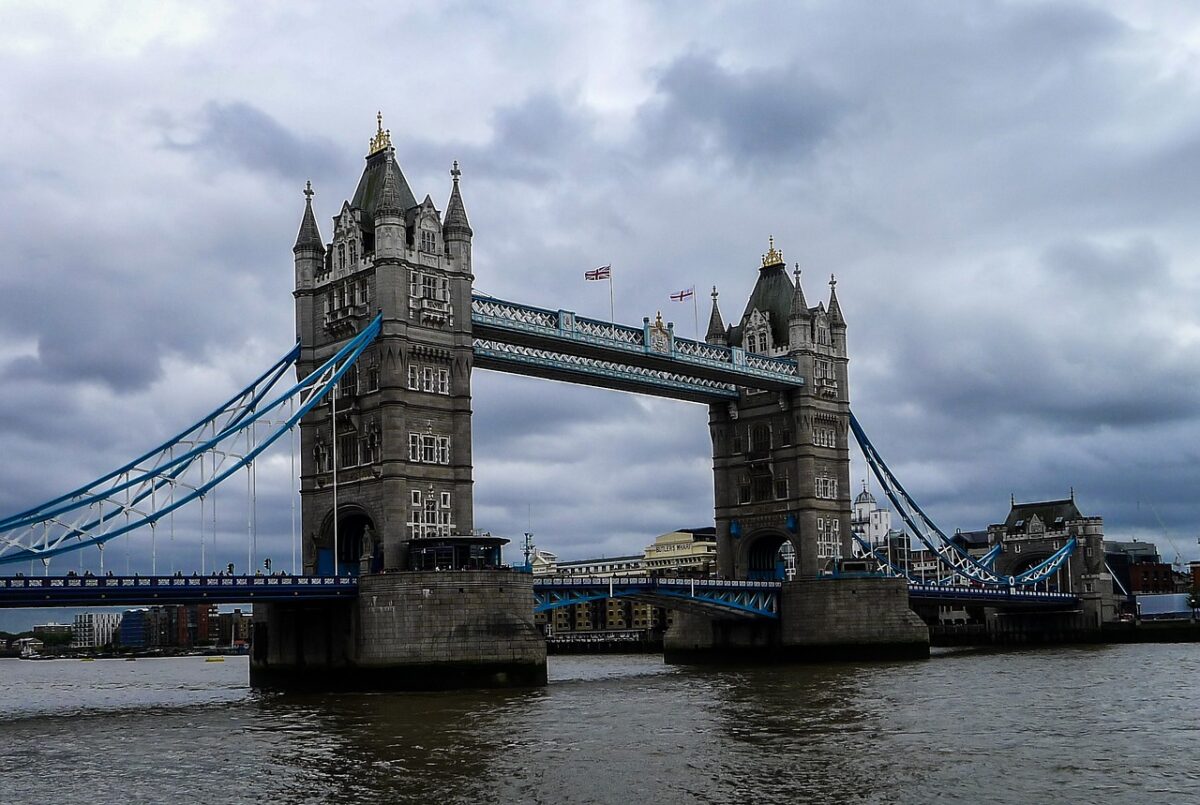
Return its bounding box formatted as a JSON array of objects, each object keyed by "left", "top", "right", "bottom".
[
  {"left": 780, "top": 577, "right": 928, "bottom": 655},
  {"left": 357, "top": 570, "right": 545, "bottom": 670}
]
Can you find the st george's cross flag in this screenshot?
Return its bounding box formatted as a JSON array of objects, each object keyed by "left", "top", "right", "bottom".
[
  {"left": 584, "top": 264, "right": 612, "bottom": 281},
  {"left": 670, "top": 287, "right": 695, "bottom": 301}
]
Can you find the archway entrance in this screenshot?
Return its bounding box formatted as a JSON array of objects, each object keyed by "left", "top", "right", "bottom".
[
  {"left": 317, "top": 508, "right": 379, "bottom": 576},
  {"left": 745, "top": 531, "right": 796, "bottom": 581}
]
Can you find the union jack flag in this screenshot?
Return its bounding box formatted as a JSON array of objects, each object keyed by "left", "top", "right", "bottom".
[
  {"left": 584, "top": 264, "right": 612, "bottom": 281},
  {"left": 670, "top": 287, "right": 694, "bottom": 301}
]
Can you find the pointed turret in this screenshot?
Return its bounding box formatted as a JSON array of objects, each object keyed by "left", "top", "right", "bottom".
[
  {"left": 789, "top": 265, "right": 810, "bottom": 321},
  {"left": 294, "top": 180, "right": 325, "bottom": 254},
  {"left": 444, "top": 161, "right": 472, "bottom": 236},
  {"left": 443, "top": 161, "right": 473, "bottom": 271},
  {"left": 828, "top": 274, "right": 846, "bottom": 328},
  {"left": 376, "top": 159, "right": 403, "bottom": 218},
  {"left": 706, "top": 287, "right": 727, "bottom": 346}
]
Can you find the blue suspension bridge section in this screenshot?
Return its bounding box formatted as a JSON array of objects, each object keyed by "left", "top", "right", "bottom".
[{"left": 0, "top": 300, "right": 1080, "bottom": 616}]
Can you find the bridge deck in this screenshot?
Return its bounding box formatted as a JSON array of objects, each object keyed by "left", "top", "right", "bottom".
[{"left": 0, "top": 575, "right": 358, "bottom": 607}]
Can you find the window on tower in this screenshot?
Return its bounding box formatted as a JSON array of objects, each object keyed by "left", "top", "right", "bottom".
[{"left": 420, "top": 229, "right": 436, "bottom": 253}]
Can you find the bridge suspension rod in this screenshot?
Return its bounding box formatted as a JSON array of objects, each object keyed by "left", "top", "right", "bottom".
[
  {"left": 0, "top": 316, "right": 382, "bottom": 565},
  {"left": 849, "top": 412, "right": 1075, "bottom": 588}
]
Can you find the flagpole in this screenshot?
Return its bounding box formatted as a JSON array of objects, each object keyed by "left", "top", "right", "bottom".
[
  {"left": 608, "top": 274, "right": 615, "bottom": 324},
  {"left": 692, "top": 286, "right": 698, "bottom": 339}
]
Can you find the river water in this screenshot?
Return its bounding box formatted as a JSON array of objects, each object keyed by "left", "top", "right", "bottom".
[{"left": 0, "top": 645, "right": 1196, "bottom": 804}]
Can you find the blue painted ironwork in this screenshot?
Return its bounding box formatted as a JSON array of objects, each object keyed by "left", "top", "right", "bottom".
[
  {"left": 471, "top": 294, "right": 803, "bottom": 394},
  {"left": 0, "top": 316, "right": 383, "bottom": 566},
  {"left": 850, "top": 412, "right": 1076, "bottom": 588},
  {"left": 533, "top": 576, "right": 781, "bottom": 619},
  {"left": 473, "top": 339, "right": 739, "bottom": 401},
  {"left": 0, "top": 574, "right": 358, "bottom": 607}
]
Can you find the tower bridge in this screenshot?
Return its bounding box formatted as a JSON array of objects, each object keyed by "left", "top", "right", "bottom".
[{"left": 0, "top": 118, "right": 1116, "bottom": 688}]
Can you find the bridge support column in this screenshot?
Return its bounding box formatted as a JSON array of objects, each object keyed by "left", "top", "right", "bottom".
[
  {"left": 250, "top": 570, "right": 546, "bottom": 690},
  {"left": 664, "top": 577, "right": 928, "bottom": 664}
]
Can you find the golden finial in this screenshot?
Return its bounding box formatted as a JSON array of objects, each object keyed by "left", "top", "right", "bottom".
[
  {"left": 762, "top": 235, "right": 784, "bottom": 268},
  {"left": 369, "top": 111, "right": 392, "bottom": 155}
]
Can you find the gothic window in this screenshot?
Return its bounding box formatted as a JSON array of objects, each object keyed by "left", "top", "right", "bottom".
[
  {"left": 817, "top": 518, "right": 842, "bottom": 560},
  {"left": 437, "top": 368, "right": 450, "bottom": 395},
  {"left": 338, "top": 429, "right": 359, "bottom": 469},
  {"left": 407, "top": 491, "right": 453, "bottom": 539},
  {"left": 338, "top": 244, "right": 346, "bottom": 271},
  {"left": 750, "top": 424, "right": 771, "bottom": 457},
  {"left": 349, "top": 240, "right": 357, "bottom": 264},
  {"left": 408, "top": 365, "right": 420, "bottom": 390},
  {"left": 815, "top": 360, "right": 832, "bottom": 380},
  {"left": 340, "top": 365, "right": 357, "bottom": 396},
  {"left": 781, "top": 427, "right": 793, "bottom": 446},
  {"left": 737, "top": 474, "right": 751, "bottom": 505},
  {"left": 420, "top": 229, "right": 436, "bottom": 253},
  {"left": 408, "top": 433, "right": 451, "bottom": 465},
  {"left": 752, "top": 474, "right": 773, "bottom": 502},
  {"left": 747, "top": 334, "right": 757, "bottom": 353},
  {"left": 817, "top": 325, "right": 829, "bottom": 346},
  {"left": 816, "top": 469, "right": 838, "bottom": 500},
  {"left": 422, "top": 367, "right": 435, "bottom": 392},
  {"left": 366, "top": 360, "right": 380, "bottom": 392},
  {"left": 775, "top": 475, "right": 789, "bottom": 499}
]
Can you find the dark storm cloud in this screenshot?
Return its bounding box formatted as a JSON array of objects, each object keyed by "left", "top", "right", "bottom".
[
  {"left": 156, "top": 101, "right": 347, "bottom": 182},
  {"left": 638, "top": 52, "right": 848, "bottom": 165}
]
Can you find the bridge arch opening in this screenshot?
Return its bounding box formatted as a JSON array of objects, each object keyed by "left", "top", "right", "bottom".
[
  {"left": 318, "top": 506, "right": 379, "bottom": 576},
  {"left": 1002, "top": 551, "right": 1067, "bottom": 591},
  {"left": 743, "top": 530, "right": 796, "bottom": 581}
]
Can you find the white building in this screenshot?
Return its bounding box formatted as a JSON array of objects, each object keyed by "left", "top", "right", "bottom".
[{"left": 72, "top": 613, "right": 121, "bottom": 649}]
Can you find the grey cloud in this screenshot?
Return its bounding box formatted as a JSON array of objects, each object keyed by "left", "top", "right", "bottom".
[
  {"left": 638, "top": 52, "right": 848, "bottom": 166},
  {"left": 157, "top": 101, "right": 347, "bottom": 182}
]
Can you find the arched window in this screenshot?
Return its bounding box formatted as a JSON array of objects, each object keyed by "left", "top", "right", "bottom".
[
  {"left": 349, "top": 240, "right": 357, "bottom": 264},
  {"left": 747, "top": 334, "right": 757, "bottom": 353},
  {"left": 338, "top": 243, "right": 346, "bottom": 271}
]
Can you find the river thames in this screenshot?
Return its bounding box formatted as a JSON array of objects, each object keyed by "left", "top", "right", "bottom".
[{"left": 1, "top": 645, "right": 1196, "bottom": 804}]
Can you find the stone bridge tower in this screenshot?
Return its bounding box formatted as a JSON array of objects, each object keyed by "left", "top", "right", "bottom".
[
  {"left": 292, "top": 116, "right": 475, "bottom": 575},
  {"left": 707, "top": 239, "right": 853, "bottom": 580}
]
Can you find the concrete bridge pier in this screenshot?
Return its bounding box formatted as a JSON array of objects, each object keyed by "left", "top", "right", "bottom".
[
  {"left": 250, "top": 571, "right": 547, "bottom": 691},
  {"left": 664, "top": 576, "right": 929, "bottom": 664}
]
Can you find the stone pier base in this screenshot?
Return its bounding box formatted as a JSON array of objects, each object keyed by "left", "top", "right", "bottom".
[
  {"left": 664, "top": 576, "right": 929, "bottom": 664},
  {"left": 250, "top": 570, "right": 547, "bottom": 691}
]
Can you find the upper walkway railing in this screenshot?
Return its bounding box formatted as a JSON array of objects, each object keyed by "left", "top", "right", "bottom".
[{"left": 471, "top": 294, "right": 804, "bottom": 395}]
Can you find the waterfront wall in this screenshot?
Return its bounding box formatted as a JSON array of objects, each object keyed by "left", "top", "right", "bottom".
[
  {"left": 250, "top": 570, "right": 546, "bottom": 690},
  {"left": 664, "top": 576, "right": 929, "bottom": 663}
]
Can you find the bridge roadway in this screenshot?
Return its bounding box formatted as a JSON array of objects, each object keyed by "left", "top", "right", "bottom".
[
  {"left": 0, "top": 574, "right": 1080, "bottom": 614},
  {"left": 0, "top": 574, "right": 358, "bottom": 607}
]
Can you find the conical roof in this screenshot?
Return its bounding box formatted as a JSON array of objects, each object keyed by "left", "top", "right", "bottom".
[
  {"left": 789, "top": 268, "right": 810, "bottom": 320},
  {"left": 733, "top": 262, "right": 794, "bottom": 347},
  {"left": 350, "top": 150, "right": 417, "bottom": 220},
  {"left": 444, "top": 161, "right": 472, "bottom": 237},
  {"left": 705, "top": 287, "right": 725, "bottom": 341},
  {"left": 828, "top": 275, "right": 846, "bottom": 327},
  {"left": 294, "top": 181, "right": 325, "bottom": 253}
]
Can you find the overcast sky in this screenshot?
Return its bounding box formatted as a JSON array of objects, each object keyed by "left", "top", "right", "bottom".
[{"left": 3, "top": 0, "right": 1200, "bottom": 612}]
